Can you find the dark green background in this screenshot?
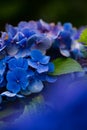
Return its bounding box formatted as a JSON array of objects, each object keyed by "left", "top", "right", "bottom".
[{"left": 0, "top": 0, "right": 87, "bottom": 30}]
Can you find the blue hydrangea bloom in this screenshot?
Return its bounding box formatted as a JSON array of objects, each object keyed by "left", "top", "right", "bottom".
[
  {"left": 57, "top": 31, "right": 72, "bottom": 50},
  {"left": 28, "top": 49, "right": 54, "bottom": 73},
  {"left": 52, "top": 23, "right": 77, "bottom": 57},
  {"left": 0, "top": 20, "right": 85, "bottom": 101},
  {"left": 6, "top": 68, "right": 29, "bottom": 93},
  {"left": 8, "top": 57, "right": 28, "bottom": 70}
]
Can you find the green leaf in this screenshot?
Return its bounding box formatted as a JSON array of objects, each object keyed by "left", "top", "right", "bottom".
[
  {"left": 78, "top": 28, "right": 87, "bottom": 46},
  {"left": 50, "top": 58, "right": 83, "bottom": 76}
]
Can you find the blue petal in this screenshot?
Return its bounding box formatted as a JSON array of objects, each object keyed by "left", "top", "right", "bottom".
[
  {"left": 37, "top": 19, "right": 50, "bottom": 31},
  {"left": 21, "top": 89, "right": 31, "bottom": 96},
  {"left": 1, "top": 91, "right": 24, "bottom": 98},
  {"left": 8, "top": 57, "right": 28, "bottom": 70},
  {"left": 16, "top": 38, "right": 27, "bottom": 46},
  {"left": 5, "top": 24, "right": 17, "bottom": 37},
  {"left": 46, "top": 75, "right": 57, "bottom": 83},
  {"left": 20, "top": 78, "right": 29, "bottom": 90},
  {"left": 15, "top": 48, "right": 30, "bottom": 58},
  {"left": 7, "top": 68, "right": 27, "bottom": 82},
  {"left": 18, "top": 21, "right": 28, "bottom": 28},
  {"left": 12, "top": 68, "right": 27, "bottom": 79},
  {"left": 30, "top": 35, "right": 53, "bottom": 53},
  {"left": 1, "top": 91, "right": 16, "bottom": 97},
  {"left": 60, "top": 49, "right": 70, "bottom": 57},
  {"left": 0, "top": 60, "right": 6, "bottom": 75},
  {"left": 37, "top": 64, "right": 49, "bottom": 73},
  {"left": 27, "top": 70, "right": 34, "bottom": 78},
  {"left": 63, "top": 23, "right": 72, "bottom": 31},
  {"left": 40, "top": 56, "right": 50, "bottom": 64},
  {"left": 28, "top": 79, "right": 44, "bottom": 93},
  {"left": 0, "top": 75, "right": 4, "bottom": 84},
  {"left": 7, "top": 82, "right": 21, "bottom": 93},
  {"left": 28, "top": 59, "right": 38, "bottom": 68},
  {"left": 7, "top": 44, "right": 19, "bottom": 56},
  {"left": 30, "top": 49, "right": 43, "bottom": 61},
  {"left": 13, "top": 32, "right": 25, "bottom": 42},
  {"left": 7, "top": 68, "right": 28, "bottom": 93},
  {"left": 22, "top": 28, "right": 36, "bottom": 38},
  {"left": 35, "top": 73, "right": 46, "bottom": 81},
  {"left": 7, "top": 71, "right": 17, "bottom": 82}
]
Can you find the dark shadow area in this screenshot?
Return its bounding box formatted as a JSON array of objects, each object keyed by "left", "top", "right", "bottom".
[{"left": 0, "top": 0, "right": 87, "bottom": 30}]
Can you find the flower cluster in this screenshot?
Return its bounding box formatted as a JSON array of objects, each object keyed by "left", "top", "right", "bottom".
[{"left": 0, "top": 19, "right": 86, "bottom": 103}]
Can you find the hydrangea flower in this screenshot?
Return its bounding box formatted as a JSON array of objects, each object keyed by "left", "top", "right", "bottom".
[
  {"left": 8, "top": 57, "right": 28, "bottom": 70},
  {"left": 28, "top": 49, "right": 54, "bottom": 73},
  {"left": 6, "top": 68, "right": 29, "bottom": 93},
  {"left": 0, "top": 20, "right": 86, "bottom": 103},
  {"left": 53, "top": 23, "right": 77, "bottom": 57}
]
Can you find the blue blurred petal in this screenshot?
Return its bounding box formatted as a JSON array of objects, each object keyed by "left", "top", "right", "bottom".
[
  {"left": 37, "top": 64, "right": 48, "bottom": 73},
  {"left": 21, "top": 89, "right": 31, "bottom": 96},
  {"left": 28, "top": 79, "right": 44, "bottom": 93},
  {"left": 18, "top": 21, "right": 28, "bottom": 28},
  {"left": 46, "top": 75, "right": 57, "bottom": 83},
  {"left": 1, "top": 91, "right": 17, "bottom": 97},
  {"left": 5, "top": 24, "right": 17, "bottom": 37},
  {"left": 37, "top": 19, "right": 50, "bottom": 32},
  {"left": 0, "top": 75, "right": 3, "bottom": 84},
  {"left": 0, "top": 59, "right": 6, "bottom": 75},
  {"left": 63, "top": 23, "right": 72, "bottom": 31},
  {"left": 60, "top": 49, "right": 70, "bottom": 57},
  {"left": 6, "top": 43, "right": 19, "bottom": 56}
]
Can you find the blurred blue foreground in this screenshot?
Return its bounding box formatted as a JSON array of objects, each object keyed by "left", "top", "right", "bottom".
[{"left": 0, "top": 72, "right": 87, "bottom": 130}]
